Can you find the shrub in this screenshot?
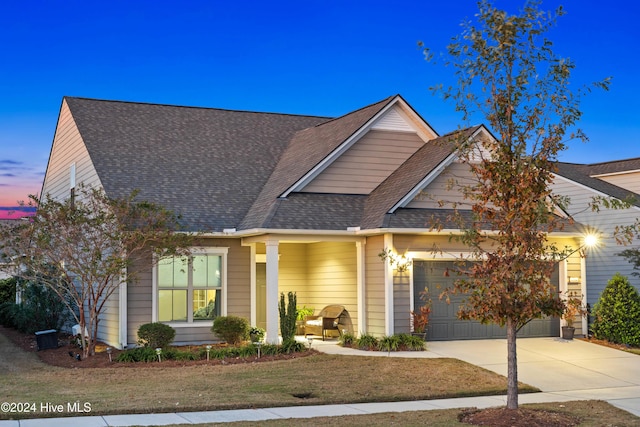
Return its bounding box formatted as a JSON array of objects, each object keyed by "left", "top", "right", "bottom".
[
  {"left": 356, "top": 333, "right": 379, "bottom": 350},
  {"left": 338, "top": 332, "right": 356, "bottom": 346},
  {"left": 0, "top": 277, "right": 17, "bottom": 304},
  {"left": 279, "top": 292, "right": 297, "bottom": 342},
  {"left": 116, "top": 347, "right": 158, "bottom": 363},
  {"left": 137, "top": 322, "right": 176, "bottom": 348},
  {"left": 591, "top": 273, "right": 640, "bottom": 346},
  {"left": 397, "top": 333, "right": 426, "bottom": 351},
  {"left": 211, "top": 316, "right": 249, "bottom": 345},
  {"left": 281, "top": 339, "right": 305, "bottom": 354},
  {"left": 378, "top": 335, "right": 401, "bottom": 352},
  {"left": 0, "top": 282, "right": 70, "bottom": 333}
]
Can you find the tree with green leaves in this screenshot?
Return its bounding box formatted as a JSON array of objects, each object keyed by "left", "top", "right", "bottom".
[
  {"left": 0, "top": 186, "right": 194, "bottom": 358},
  {"left": 420, "top": 0, "right": 609, "bottom": 409}
]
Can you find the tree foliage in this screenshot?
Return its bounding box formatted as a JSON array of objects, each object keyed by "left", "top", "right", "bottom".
[
  {"left": 0, "top": 186, "right": 194, "bottom": 358},
  {"left": 591, "top": 273, "right": 640, "bottom": 346},
  {"left": 420, "top": 0, "right": 609, "bottom": 409}
]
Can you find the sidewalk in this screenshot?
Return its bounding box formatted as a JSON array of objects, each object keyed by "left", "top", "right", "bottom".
[
  {"left": 0, "top": 392, "right": 594, "bottom": 427},
  {"left": 2, "top": 337, "right": 639, "bottom": 426}
]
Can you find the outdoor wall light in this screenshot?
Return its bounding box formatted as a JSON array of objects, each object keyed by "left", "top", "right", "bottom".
[
  {"left": 155, "top": 347, "right": 162, "bottom": 362},
  {"left": 583, "top": 234, "right": 599, "bottom": 248}
]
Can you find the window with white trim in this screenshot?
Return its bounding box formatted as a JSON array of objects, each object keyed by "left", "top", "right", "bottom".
[{"left": 156, "top": 249, "right": 226, "bottom": 323}]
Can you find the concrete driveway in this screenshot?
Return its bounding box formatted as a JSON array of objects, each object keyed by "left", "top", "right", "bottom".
[{"left": 427, "top": 337, "right": 640, "bottom": 416}]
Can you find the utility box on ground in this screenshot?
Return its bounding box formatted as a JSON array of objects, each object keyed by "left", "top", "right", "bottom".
[{"left": 35, "top": 329, "right": 58, "bottom": 351}]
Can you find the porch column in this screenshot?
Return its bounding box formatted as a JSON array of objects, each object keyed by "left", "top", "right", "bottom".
[
  {"left": 265, "top": 239, "right": 280, "bottom": 344},
  {"left": 356, "top": 240, "right": 366, "bottom": 336},
  {"left": 384, "top": 233, "right": 394, "bottom": 336},
  {"left": 118, "top": 279, "right": 127, "bottom": 349}
]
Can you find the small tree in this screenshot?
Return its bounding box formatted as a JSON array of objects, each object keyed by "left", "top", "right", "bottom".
[
  {"left": 0, "top": 186, "right": 194, "bottom": 358},
  {"left": 279, "top": 291, "right": 297, "bottom": 343},
  {"left": 420, "top": 0, "right": 609, "bottom": 409}
]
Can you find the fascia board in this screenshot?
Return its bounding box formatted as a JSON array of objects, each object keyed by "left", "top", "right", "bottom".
[
  {"left": 281, "top": 96, "right": 438, "bottom": 198},
  {"left": 388, "top": 152, "right": 458, "bottom": 213}
]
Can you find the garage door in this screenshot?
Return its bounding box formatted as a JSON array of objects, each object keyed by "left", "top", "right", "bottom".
[{"left": 413, "top": 261, "right": 560, "bottom": 341}]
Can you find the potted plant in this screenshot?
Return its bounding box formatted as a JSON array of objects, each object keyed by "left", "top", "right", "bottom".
[
  {"left": 562, "top": 293, "right": 587, "bottom": 340},
  {"left": 411, "top": 287, "right": 431, "bottom": 340},
  {"left": 249, "top": 326, "right": 265, "bottom": 343},
  {"left": 295, "top": 305, "right": 314, "bottom": 335}
]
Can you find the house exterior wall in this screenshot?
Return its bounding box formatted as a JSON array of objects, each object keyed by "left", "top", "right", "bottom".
[
  {"left": 364, "top": 235, "right": 386, "bottom": 336},
  {"left": 552, "top": 175, "right": 640, "bottom": 305},
  {"left": 41, "top": 100, "right": 102, "bottom": 199},
  {"left": 594, "top": 171, "right": 640, "bottom": 194},
  {"left": 277, "top": 243, "right": 309, "bottom": 301},
  {"left": 407, "top": 161, "right": 476, "bottom": 209},
  {"left": 307, "top": 241, "right": 358, "bottom": 332},
  {"left": 97, "top": 283, "right": 120, "bottom": 346},
  {"left": 300, "top": 130, "right": 424, "bottom": 194},
  {"left": 126, "top": 238, "right": 250, "bottom": 346}
]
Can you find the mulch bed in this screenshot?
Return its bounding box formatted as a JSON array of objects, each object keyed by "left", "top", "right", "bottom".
[
  {"left": 459, "top": 407, "right": 580, "bottom": 427},
  {"left": 0, "top": 326, "right": 315, "bottom": 369}
]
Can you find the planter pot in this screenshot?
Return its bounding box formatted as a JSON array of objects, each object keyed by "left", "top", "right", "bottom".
[
  {"left": 411, "top": 332, "right": 427, "bottom": 341},
  {"left": 561, "top": 326, "right": 575, "bottom": 340}
]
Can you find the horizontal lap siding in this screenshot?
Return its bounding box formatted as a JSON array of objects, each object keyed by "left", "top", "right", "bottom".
[
  {"left": 307, "top": 242, "right": 357, "bottom": 332},
  {"left": 127, "top": 238, "right": 250, "bottom": 346},
  {"left": 301, "top": 130, "right": 424, "bottom": 194},
  {"left": 42, "top": 100, "right": 101, "bottom": 199},
  {"left": 127, "top": 257, "right": 153, "bottom": 345},
  {"left": 365, "top": 235, "right": 385, "bottom": 336},
  {"left": 97, "top": 282, "right": 120, "bottom": 347},
  {"left": 596, "top": 171, "right": 640, "bottom": 194},
  {"left": 278, "top": 243, "right": 309, "bottom": 302},
  {"left": 408, "top": 162, "right": 476, "bottom": 209},
  {"left": 551, "top": 176, "right": 640, "bottom": 306},
  {"left": 225, "top": 239, "right": 251, "bottom": 320}
]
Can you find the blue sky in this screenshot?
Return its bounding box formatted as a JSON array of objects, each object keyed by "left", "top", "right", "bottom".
[{"left": 1, "top": 0, "right": 638, "bottom": 208}]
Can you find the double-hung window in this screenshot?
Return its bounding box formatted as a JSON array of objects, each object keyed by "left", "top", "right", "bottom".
[{"left": 156, "top": 248, "right": 227, "bottom": 323}]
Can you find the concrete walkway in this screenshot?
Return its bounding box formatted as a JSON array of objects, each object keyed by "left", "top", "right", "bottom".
[{"left": 2, "top": 337, "right": 639, "bottom": 426}]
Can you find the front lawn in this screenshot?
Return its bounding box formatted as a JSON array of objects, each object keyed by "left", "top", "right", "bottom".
[{"left": 0, "top": 327, "right": 537, "bottom": 419}]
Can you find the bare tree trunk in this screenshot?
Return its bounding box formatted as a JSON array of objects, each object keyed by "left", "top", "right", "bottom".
[
  {"left": 79, "top": 308, "right": 88, "bottom": 359},
  {"left": 506, "top": 317, "right": 518, "bottom": 409}
]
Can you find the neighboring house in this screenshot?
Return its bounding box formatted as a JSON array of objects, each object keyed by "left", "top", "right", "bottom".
[
  {"left": 552, "top": 160, "right": 640, "bottom": 307},
  {"left": 41, "top": 95, "right": 594, "bottom": 348}
]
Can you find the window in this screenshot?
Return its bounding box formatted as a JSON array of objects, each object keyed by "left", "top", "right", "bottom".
[{"left": 156, "top": 249, "right": 226, "bottom": 323}]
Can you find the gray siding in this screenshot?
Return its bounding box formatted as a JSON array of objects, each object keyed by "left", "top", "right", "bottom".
[
  {"left": 364, "top": 235, "right": 386, "bottom": 336},
  {"left": 552, "top": 175, "right": 640, "bottom": 306},
  {"left": 301, "top": 130, "right": 424, "bottom": 194},
  {"left": 126, "top": 238, "right": 250, "bottom": 346}
]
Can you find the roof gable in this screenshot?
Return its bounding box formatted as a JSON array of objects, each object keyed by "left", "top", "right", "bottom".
[{"left": 239, "top": 96, "right": 398, "bottom": 229}]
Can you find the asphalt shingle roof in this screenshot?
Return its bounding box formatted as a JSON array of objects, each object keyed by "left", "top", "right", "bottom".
[
  {"left": 65, "top": 97, "right": 329, "bottom": 232},
  {"left": 554, "top": 162, "right": 640, "bottom": 209}
]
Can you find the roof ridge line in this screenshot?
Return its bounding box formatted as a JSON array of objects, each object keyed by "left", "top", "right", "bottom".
[{"left": 64, "top": 96, "right": 333, "bottom": 120}]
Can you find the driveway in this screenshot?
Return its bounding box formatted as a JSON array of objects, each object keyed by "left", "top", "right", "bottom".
[
  {"left": 427, "top": 337, "right": 640, "bottom": 416},
  {"left": 315, "top": 336, "right": 640, "bottom": 416}
]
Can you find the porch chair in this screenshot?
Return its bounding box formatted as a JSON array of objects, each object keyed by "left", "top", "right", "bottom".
[{"left": 304, "top": 305, "right": 352, "bottom": 340}]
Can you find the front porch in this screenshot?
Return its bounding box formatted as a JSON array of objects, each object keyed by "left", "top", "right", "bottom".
[{"left": 243, "top": 235, "right": 367, "bottom": 344}]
